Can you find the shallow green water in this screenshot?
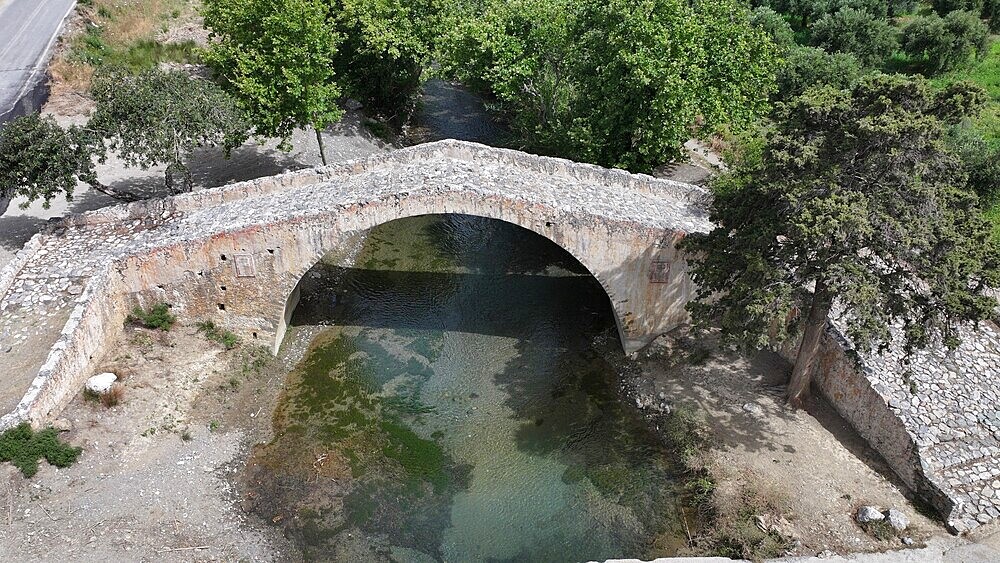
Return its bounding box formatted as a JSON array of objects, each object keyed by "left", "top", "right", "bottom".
[{"left": 248, "top": 215, "right": 692, "bottom": 562}]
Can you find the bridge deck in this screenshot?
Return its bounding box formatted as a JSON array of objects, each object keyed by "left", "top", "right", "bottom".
[{"left": 0, "top": 140, "right": 710, "bottom": 415}]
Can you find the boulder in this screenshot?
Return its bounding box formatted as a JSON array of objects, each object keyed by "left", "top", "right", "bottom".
[
  {"left": 886, "top": 508, "right": 909, "bottom": 531},
  {"left": 856, "top": 505, "right": 884, "bottom": 523},
  {"left": 51, "top": 418, "right": 73, "bottom": 432},
  {"left": 85, "top": 372, "right": 117, "bottom": 395}
]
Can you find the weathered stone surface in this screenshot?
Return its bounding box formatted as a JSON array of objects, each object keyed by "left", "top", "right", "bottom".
[
  {"left": 886, "top": 508, "right": 909, "bottom": 531},
  {"left": 857, "top": 506, "right": 885, "bottom": 523},
  {"left": 84, "top": 373, "right": 117, "bottom": 395}
]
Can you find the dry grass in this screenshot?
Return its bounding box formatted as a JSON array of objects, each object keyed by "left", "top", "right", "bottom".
[
  {"left": 100, "top": 382, "right": 126, "bottom": 408},
  {"left": 49, "top": 0, "right": 196, "bottom": 98},
  {"left": 50, "top": 57, "right": 95, "bottom": 92},
  {"left": 696, "top": 469, "right": 794, "bottom": 560}
]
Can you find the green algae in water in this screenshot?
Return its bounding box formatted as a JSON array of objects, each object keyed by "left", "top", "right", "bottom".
[{"left": 248, "top": 215, "right": 695, "bottom": 562}]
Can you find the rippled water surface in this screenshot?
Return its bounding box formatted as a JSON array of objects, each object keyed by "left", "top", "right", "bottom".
[{"left": 246, "top": 214, "right": 694, "bottom": 562}]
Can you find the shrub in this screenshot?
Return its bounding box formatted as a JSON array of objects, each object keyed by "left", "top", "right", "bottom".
[
  {"left": 751, "top": 6, "right": 796, "bottom": 51},
  {"left": 0, "top": 423, "right": 82, "bottom": 477},
  {"left": 775, "top": 46, "right": 865, "bottom": 99},
  {"left": 663, "top": 406, "right": 712, "bottom": 462},
  {"left": 127, "top": 303, "right": 176, "bottom": 330},
  {"left": 196, "top": 320, "right": 240, "bottom": 350},
  {"left": 932, "top": 0, "right": 985, "bottom": 15},
  {"left": 948, "top": 125, "right": 1000, "bottom": 206},
  {"left": 901, "top": 11, "right": 989, "bottom": 74},
  {"left": 811, "top": 8, "right": 899, "bottom": 68}
]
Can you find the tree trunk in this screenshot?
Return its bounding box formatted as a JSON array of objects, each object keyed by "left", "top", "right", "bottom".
[
  {"left": 315, "top": 127, "right": 327, "bottom": 166},
  {"left": 87, "top": 180, "right": 139, "bottom": 202},
  {"left": 787, "top": 280, "right": 833, "bottom": 408}
]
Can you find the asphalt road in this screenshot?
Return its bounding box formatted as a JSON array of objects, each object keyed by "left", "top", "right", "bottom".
[{"left": 0, "top": 0, "right": 76, "bottom": 122}]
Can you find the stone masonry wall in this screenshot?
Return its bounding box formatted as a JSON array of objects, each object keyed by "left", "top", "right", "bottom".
[{"left": 1, "top": 140, "right": 998, "bottom": 533}]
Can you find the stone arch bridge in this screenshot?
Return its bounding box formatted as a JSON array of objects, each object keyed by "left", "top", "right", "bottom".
[{"left": 0, "top": 140, "right": 998, "bottom": 532}]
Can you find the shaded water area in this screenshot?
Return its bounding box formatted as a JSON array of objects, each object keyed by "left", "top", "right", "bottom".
[{"left": 244, "top": 214, "right": 696, "bottom": 562}]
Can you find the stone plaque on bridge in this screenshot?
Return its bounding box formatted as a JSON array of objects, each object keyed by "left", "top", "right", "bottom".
[
  {"left": 234, "top": 254, "right": 257, "bottom": 278},
  {"left": 649, "top": 261, "right": 670, "bottom": 283}
]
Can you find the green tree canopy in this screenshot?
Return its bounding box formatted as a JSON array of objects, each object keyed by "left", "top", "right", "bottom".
[
  {"left": 89, "top": 66, "right": 250, "bottom": 193},
  {"left": 443, "top": 0, "right": 778, "bottom": 172},
  {"left": 0, "top": 114, "right": 101, "bottom": 209},
  {"left": 203, "top": 0, "right": 343, "bottom": 164},
  {"left": 751, "top": 6, "right": 796, "bottom": 51},
  {"left": 775, "top": 46, "right": 865, "bottom": 99},
  {"left": 683, "top": 74, "right": 1000, "bottom": 406},
  {"left": 811, "top": 8, "right": 899, "bottom": 68},
  {"left": 901, "top": 10, "right": 990, "bottom": 74},
  {"left": 330, "top": 0, "right": 443, "bottom": 119}
]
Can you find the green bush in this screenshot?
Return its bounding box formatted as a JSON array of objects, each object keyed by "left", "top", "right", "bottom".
[
  {"left": 776, "top": 46, "right": 865, "bottom": 99},
  {"left": 948, "top": 124, "right": 1000, "bottom": 206},
  {"left": 196, "top": 321, "right": 240, "bottom": 350},
  {"left": 932, "top": 0, "right": 985, "bottom": 15},
  {"left": 902, "top": 11, "right": 989, "bottom": 74},
  {"left": 0, "top": 423, "right": 82, "bottom": 477},
  {"left": 811, "top": 7, "right": 899, "bottom": 68},
  {"left": 127, "top": 303, "right": 176, "bottom": 330},
  {"left": 751, "top": 6, "right": 796, "bottom": 51}
]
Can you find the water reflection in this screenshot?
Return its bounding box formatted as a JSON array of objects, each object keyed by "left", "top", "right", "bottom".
[{"left": 244, "top": 215, "right": 693, "bottom": 562}]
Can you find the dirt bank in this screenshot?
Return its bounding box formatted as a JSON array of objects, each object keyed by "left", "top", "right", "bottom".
[{"left": 627, "top": 330, "right": 946, "bottom": 557}]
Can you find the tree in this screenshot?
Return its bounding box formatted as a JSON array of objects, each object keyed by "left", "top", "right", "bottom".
[
  {"left": 203, "top": 0, "right": 343, "bottom": 165},
  {"left": 0, "top": 114, "right": 118, "bottom": 209},
  {"left": 441, "top": 0, "right": 577, "bottom": 150},
  {"left": 751, "top": 6, "right": 796, "bottom": 51},
  {"left": 811, "top": 8, "right": 899, "bottom": 68},
  {"left": 89, "top": 67, "right": 250, "bottom": 193},
  {"left": 444, "top": 0, "right": 779, "bottom": 172},
  {"left": 330, "top": 0, "right": 443, "bottom": 120},
  {"left": 682, "top": 75, "right": 1000, "bottom": 406},
  {"left": 901, "top": 10, "right": 990, "bottom": 74},
  {"left": 775, "top": 46, "right": 865, "bottom": 99}
]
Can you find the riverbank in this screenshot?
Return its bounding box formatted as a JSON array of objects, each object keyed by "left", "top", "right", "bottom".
[{"left": 622, "top": 330, "right": 947, "bottom": 558}]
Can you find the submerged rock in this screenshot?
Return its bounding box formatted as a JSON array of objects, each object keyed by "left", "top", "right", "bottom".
[
  {"left": 856, "top": 505, "right": 884, "bottom": 523},
  {"left": 85, "top": 372, "right": 117, "bottom": 394}
]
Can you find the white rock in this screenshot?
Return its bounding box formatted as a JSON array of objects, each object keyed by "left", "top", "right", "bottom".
[
  {"left": 742, "top": 402, "right": 765, "bottom": 417},
  {"left": 85, "top": 372, "right": 117, "bottom": 394},
  {"left": 856, "top": 506, "right": 884, "bottom": 523},
  {"left": 886, "top": 508, "right": 909, "bottom": 531},
  {"left": 51, "top": 418, "right": 72, "bottom": 432}
]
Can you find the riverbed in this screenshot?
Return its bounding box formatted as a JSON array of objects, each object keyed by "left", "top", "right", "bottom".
[{"left": 246, "top": 213, "right": 694, "bottom": 561}]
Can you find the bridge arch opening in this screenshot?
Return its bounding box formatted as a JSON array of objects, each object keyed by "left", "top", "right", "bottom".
[{"left": 275, "top": 213, "right": 626, "bottom": 356}]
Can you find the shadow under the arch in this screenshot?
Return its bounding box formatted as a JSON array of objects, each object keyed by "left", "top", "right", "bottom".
[{"left": 289, "top": 264, "right": 616, "bottom": 345}]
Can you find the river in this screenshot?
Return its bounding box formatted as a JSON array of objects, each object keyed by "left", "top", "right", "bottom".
[{"left": 242, "top": 81, "right": 695, "bottom": 562}]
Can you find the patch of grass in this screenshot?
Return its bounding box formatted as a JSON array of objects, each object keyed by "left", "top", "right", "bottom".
[
  {"left": 687, "top": 346, "right": 712, "bottom": 365},
  {"left": 180, "top": 428, "right": 192, "bottom": 442},
  {"left": 209, "top": 420, "right": 220, "bottom": 432},
  {"left": 196, "top": 321, "right": 240, "bottom": 350},
  {"left": 663, "top": 405, "right": 711, "bottom": 463},
  {"left": 704, "top": 479, "right": 793, "bottom": 560},
  {"left": 987, "top": 202, "right": 1000, "bottom": 242},
  {"left": 56, "top": 0, "right": 195, "bottom": 94},
  {"left": 0, "top": 423, "right": 82, "bottom": 478},
  {"left": 860, "top": 519, "right": 898, "bottom": 541},
  {"left": 127, "top": 303, "right": 176, "bottom": 331}
]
